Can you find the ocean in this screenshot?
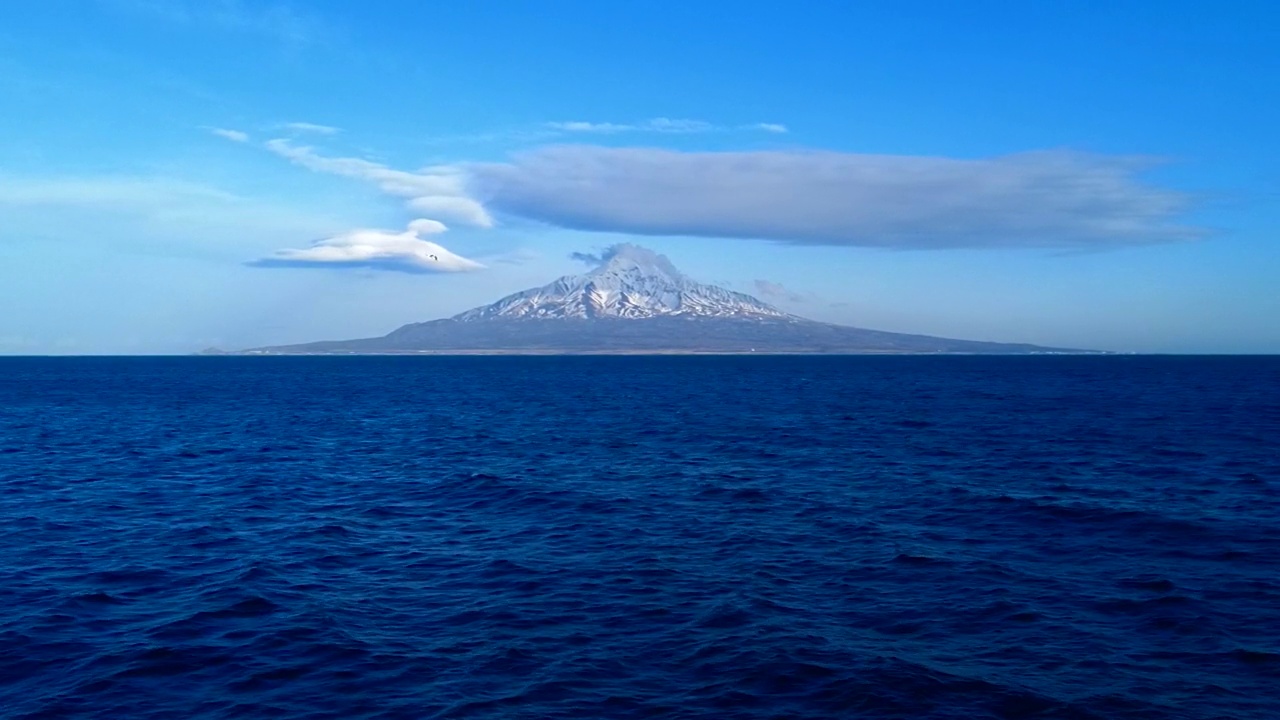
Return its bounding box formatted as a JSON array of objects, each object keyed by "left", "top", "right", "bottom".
[{"left": 1, "top": 356, "right": 1277, "bottom": 719}]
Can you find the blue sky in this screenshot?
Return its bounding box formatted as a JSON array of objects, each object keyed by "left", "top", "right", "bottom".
[{"left": 1, "top": 0, "right": 1277, "bottom": 353}]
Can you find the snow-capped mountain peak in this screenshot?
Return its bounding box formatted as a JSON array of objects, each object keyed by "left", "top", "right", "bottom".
[{"left": 452, "top": 244, "right": 793, "bottom": 321}]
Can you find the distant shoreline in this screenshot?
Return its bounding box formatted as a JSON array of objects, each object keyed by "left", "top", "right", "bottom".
[
  {"left": 6, "top": 350, "right": 1130, "bottom": 358},
  {"left": 214, "top": 350, "right": 1113, "bottom": 357}
]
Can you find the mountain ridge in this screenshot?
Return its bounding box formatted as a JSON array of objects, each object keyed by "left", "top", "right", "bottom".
[
  {"left": 228, "top": 245, "right": 1095, "bottom": 355},
  {"left": 449, "top": 244, "right": 793, "bottom": 322}
]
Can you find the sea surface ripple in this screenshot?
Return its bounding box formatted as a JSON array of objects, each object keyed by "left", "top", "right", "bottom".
[{"left": 1, "top": 356, "right": 1278, "bottom": 719}]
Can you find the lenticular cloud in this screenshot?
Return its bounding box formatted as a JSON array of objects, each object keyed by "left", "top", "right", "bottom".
[
  {"left": 264, "top": 139, "right": 493, "bottom": 229},
  {"left": 465, "top": 146, "right": 1201, "bottom": 249},
  {"left": 238, "top": 132, "right": 1202, "bottom": 257},
  {"left": 251, "top": 218, "right": 484, "bottom": 274}
]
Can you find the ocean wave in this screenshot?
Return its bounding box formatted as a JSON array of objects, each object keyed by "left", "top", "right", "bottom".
[{"left": 1, "top": 356, "right": 1277, "bottom": 719}]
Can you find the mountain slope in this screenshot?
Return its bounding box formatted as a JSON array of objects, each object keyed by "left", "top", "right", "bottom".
[
  {"left": 238, "top": 245, "right": 1089, "bottom": 355},
  {"left": 451, "top": 244, "right": 791, "bottom": 321}
]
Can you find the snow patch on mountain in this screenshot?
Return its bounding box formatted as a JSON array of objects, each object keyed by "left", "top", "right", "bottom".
[{"left": 452, "top": 244, "right": 795, "bottom": 321}]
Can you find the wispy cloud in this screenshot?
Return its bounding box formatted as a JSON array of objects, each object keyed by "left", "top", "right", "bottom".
[
  {"left": 569, "top": 250, "right": 605, "bottom": 266},
  {"left": 208, "top": 127, "right": 249, "bottom": 143},
  {"left": 547, "top": 118, "right": 785, "bottom": 135},
  {"left": 281, "top": 121, "right": 340, "bottom": 135},
  {"left": 251, "top": 219, "right": 484, "bottom": 274},
  {"left": 466, "top": 146, "right": 1202, "bottom": 249},
  {"left": 567, "top": 245, "right": 671, "bottom": 270},
  {"left": 749, "top": 123, "right": 789, "bottom": 134},
  {"left": 104, "top": 0, "right": 325, "bottom": 46},
  {"left": 262, "top": 138, "right": 492, "bottom": 227},
  {"left": 240, "top": 131, "right": 1200, "bottom": 253},
  {"left": 753, "top": 279, "right": 809, "bottom": 302},
  {"left": 207, "top": 134, "right": 493, "bottom": 274}
]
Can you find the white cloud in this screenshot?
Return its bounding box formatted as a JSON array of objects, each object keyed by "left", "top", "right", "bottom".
[
  {"left": 209, "top": 127, "right": 249, "bottom": 142},
  {"left": 750, "top": 123, "right": 789, "bottom": 134},
  {"left": 465, "top": 146, "right": 1201, "bottom": 249},
  {"left": 252, "top": 218, "right": 484, "bottom": 273},
  {"left": 263, "top": 138, "right": 493, "bottom": 227},
  {"left": 246, "top": 133, "right": 1199, "bottom": 252},
  {"left": 643, "top": 118, "right": 714, "bottom": 133},
  {"left": 546, "top": 121, "right": 625, "bottom": 133},
  {"left": 282, "top": 121, "right": 340, "bottom": 135},
  {"left": 546, "top": 118, "right": 779, "bottom": 135},
  {"left": 405, "top": 195, "right": 492, "bottom": 227}
]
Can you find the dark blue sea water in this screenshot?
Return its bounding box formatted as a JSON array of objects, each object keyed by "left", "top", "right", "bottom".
[{"left": 1, "top": 356, "right": 1278, "bottom": 719}]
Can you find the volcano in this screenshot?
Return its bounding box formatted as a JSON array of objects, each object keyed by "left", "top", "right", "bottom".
[{"left": 235, "top": 245, "right": 1087, "bottom": 354}]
